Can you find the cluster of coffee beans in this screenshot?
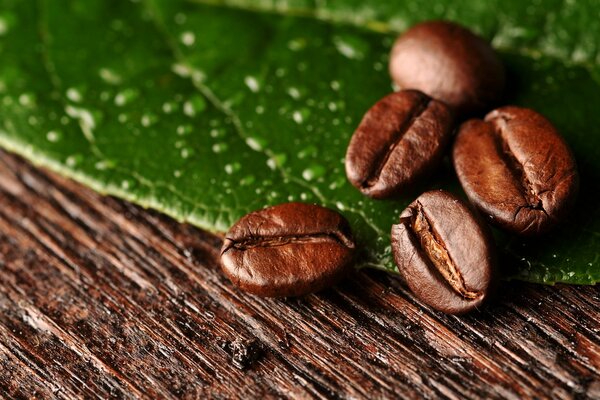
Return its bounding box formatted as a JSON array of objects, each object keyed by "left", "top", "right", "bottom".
[{"left": 220, "top": 20, "right": 579, "bottom": 315}]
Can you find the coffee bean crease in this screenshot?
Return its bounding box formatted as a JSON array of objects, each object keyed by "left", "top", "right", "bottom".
[
  {"left": 362, "top": 97, "right": 431, "bottom": 189},
  {"left": 489, "top": 114, "right": 547, "bottom": 215},
  {"left": 408, "top": 202, "right": 481, "bottom": 300},
  {"left": 222, "top": 232, "right": 355, "bottom": 253}
]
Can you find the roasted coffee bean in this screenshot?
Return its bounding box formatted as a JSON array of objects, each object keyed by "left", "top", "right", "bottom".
[
  {"left": 220, "top": 202, "right": 355, "bottom": 297},
  {"left": 345, "top": 90, "right": 454, "bottom": 199},
  {"left": 389, "top": 20, "right": 505, "bottom": 117},
  {"left": 453, "top": 106, "right": 579, "bottom": 235},
  {"left": 391, "top": 190, "right": 496, "bottom": 314}
]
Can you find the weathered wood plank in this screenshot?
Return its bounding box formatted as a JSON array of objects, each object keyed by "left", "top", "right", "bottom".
[{"left": 0, "top": 150, "right": 598, "bottom": 399}]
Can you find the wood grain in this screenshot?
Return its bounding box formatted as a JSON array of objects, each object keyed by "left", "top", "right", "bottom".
[{"left": 0, "top": 149, "right": 598, "bottom": 399}]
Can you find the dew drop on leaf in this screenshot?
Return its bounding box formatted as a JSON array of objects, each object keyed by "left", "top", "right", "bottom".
[
  {"left": 0, "top": 16, "right": 9, "bottom": 36},
  {"left": 162, "top": 101, "right": 177, "bottom": 114},
  {"left": 302, "top": 165, "right": 325, "bottom": 181},
  {"left": 65, "top": 154, "right": 82, "bottom": 167},
  {"left": 211, "top": 142, "right": 228, "bottom": 154},
  {"left": 287, "top": 38, "right": 306, "bottom": 51},
  {"left": 46, "top": 130, "right": 62, "bottom": 143},
  {"left": 141, "top": 113, "right": 157, "bottom": 127},
  {"left": 246, "top": 136, "right": 267, "bottom": 151},
  {"left": 287, "top": 87, "right": 301, "bottom": 99},
  {"left": 183, "top": 95, "right": 206, "bottom": 117},
  {"left": 177, "top": 124, "right": 192, "bottom": 136},
  {"left": 114, "top": 89, "right": 138, "bottom": 106},
  {"left": 180, "top": 31, "right": 195, "bottom": 47},
  {"left": 18, "top": 93, "right": 35, "bottom": 107},
  {"left": 333, "top": 34, "right": 369, "bottom": 60},
  {"left": 224, "top": 162, "right": 241, "bottom": 174},
  {"left": 98, "top": 68, "right": 122, "bottom": 85},
  {"left": 66, "top": 88, "right": 82, "bottom": 103},
  {"left": 240, "top": 175, "right": 255, "bottom": 186},
  {"left": 244, "top": 76, "right": 260, "bottom": 93},
  {"left": 180, "top": 147, "right": 194, "bottom": 159}
]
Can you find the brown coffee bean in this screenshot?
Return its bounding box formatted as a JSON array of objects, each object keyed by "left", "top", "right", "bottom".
[
  {"left": 345, "top": 90, "right": 454, "bottom": 199},
  {"left": 389, "top": 20, "right": 505, "bottom": 117},
  {"left": 220, "top": 202, "right": 355, "bottom": 297},
  {"left": 391, "top": 190, "right": 496, "bottom": 314},
  {"left": 453, "top": 106, "right": 579, "bottom": 235}
]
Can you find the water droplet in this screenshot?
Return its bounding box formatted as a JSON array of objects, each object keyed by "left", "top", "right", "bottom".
[
  {"left": 255, "top": 105, "right": 265, "bottom": 114},
  {"left": 212, "top": 142, "right": 228, "bottom": 153},
  {"left": 240, "top": 175, "right": 255, "bottom": 186},
  {"left": 118, "top": 113, "right": 128, "bottom": 123},
  {"left": 183, "top": 95, "right": 206, "bottom": 117},
  {"left": 95, "top": 160, "right": 115, "bottom": 170},
  {"left": 66, "top": 88, "right": 82, "bottom": 103},
  {"left": 287, "top": 38, "right": 306, "bottom": 51},
  {"left": 246, "top": 136, "right": 267, "bottom": 151},
  {"left": 333, "top": 34, "right": 368, "bottom": 60},
  {"left": 244, "top": 76, "right": 261, "bottom": 93},
  {"left": 65, "top": 105, "right": 96, "bottom": 133},
  {"left": 287, "top": 87, "right": 301, "bottom": 99},
  {"left": 330, "top": 80, "right": 341, "bottom": 91},
  {"left": 173, "top": 169, "right": 182, "bottom": 178},
  {"left": 162, "top": 101, "right": 178, "bottom": 114},
  {"left": 275, "top": 68, "right": 286, "bottom": 78},
  {"left": 302, "top": 165, "right": 325, "bottom": 181},
  {"left": 180, "top": 31, "right": 195, "bottom": 46},
  {"left": 172, "top": 63, "right": 206, "bottom": 83},
  {"left": 46, "top": 130, "right": 62, "bottom": 143},
  {"left": 18, "top": 93, "right": 35, "bottom": 107},
  {"left": 297, "top": 145, "right": 317, "bottom": 159},
  {"left": 65, "top": 154, "right": 82, "bottom": 167},
  {"left": 0, "top": 16, "right": 8, "bottom": 36},
  {"left": 121, "top": 179, "right": 133, "bottom": 189},
  {"left": 292, "top": 108, "right": 311, "bottom": 124},
  {"left": 98, "top": 68, "right": 122, "bottom": 85},
  {"left": 180, "top": 147, "right": 194, "bottom": 159},
  {"left": 114, "top": 89, "right": 138, "bottom": 106},
  {"left": 335, "top": 201, "right": 346, "bottom": 211},
  {"left": 177, "top": 124, "right": 192, "bottom": 136},
  {"left": 28, "top": 116, "right": 38, "bottom": 126},
  {"left": 141, "top": 113, "right": 157, "bottom": 127},
  {"left": 224, "top": 162, "right": 241, "bottom": 174},
  {"left": 328, "top": 102, "right": 338, "bottom": 112}
]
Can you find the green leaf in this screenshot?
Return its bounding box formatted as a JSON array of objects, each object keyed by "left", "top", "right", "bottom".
[{"left": 0, "top": 0, "right": 598, "bottom": 284}]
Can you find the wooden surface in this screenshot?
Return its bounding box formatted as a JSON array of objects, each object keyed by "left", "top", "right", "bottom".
[{"left": 0, "top": 149, "right": 598, "bottom": 400}]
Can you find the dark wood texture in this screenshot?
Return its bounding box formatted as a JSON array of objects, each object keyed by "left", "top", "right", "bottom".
[{"left": 0, "top": 149, "right": 598, "bottom": 400}]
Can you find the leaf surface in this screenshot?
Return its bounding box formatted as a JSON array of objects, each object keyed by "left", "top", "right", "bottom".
[{"left": 0, "top": 0, "right": 598, "bottom": 284}]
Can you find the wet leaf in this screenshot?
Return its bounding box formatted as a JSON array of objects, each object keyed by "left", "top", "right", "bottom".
[{"left": 0, "top": 0, "right": 598, "bottom": 284}]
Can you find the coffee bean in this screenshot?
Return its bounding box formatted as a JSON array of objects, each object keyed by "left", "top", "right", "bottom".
[
  {"left": 345, "top": 90, "right": 454, "bottom": 199},
  {"left": 391, "top": 190, "right": 496, "bottom": 314},
  {"left": 220, "top": 202, "right": 355, "bottom": 297},
  {"left": 389, "top": 20, "right": 505, "bottom": 117},
  {"left": 453, "top": 106, "right": 579, "bottom": 235}
]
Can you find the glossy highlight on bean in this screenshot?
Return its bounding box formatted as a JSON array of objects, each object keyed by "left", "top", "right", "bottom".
[
  {"left": 453, "top": 106, "right": 579, "bottom": 235},
  {"left": 345, "top": 90, "right": 454, "bottom": 199},
  {"left": 220, "top": 202, "right": 355, "bottom": 297},
  {"left": 392, "top": 190, "right": 496, "bottom": 314}
]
